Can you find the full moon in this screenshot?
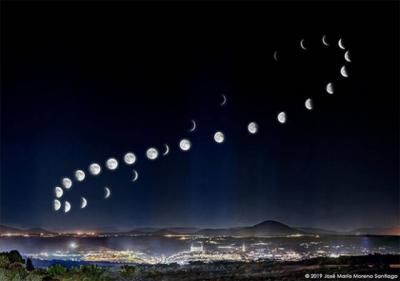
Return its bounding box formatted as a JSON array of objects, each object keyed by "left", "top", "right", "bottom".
[
  {"left": 54, "top": 199, "right": 61, "bottom": 211},
  {"left": 326, "top": 82, "right": 335, "bottom": 94},
  {"left": 54, "top": 186, "right": 63, "bottom": 198},
  {"left": 179, "top": 139, "right": 191, "bottom": 151},
  {"left": 277, "top": 112, "right": 287, "bottom": 124},
  {"left": 247, "top": 122, "right": 258, "bottom": 134},
  {"left": 305, "top": 98, "right": 313, "bottom": 110},
  {"left": 340, "top": 65, "right": 348, "bottom": 77},
  {"left": 146, "top": 148, "right": 159, "bottom": 160},
  {"left": 75, "top": 170, "right": 85, "bottom": 182},
  {"left": 214, "top": 131, "right": 225, "bottom": 143},
  {"left": 124, "top": 152, "right": 136, "bottom": 165},
  {"left": 62, "top": 178, "right": 72, "bottom": 189},
  {"left": 89, "top": 163, "right": 101, "bottom": 175},
  {"left": 106, "top": 158, "right": 118, "bottom": 170}
]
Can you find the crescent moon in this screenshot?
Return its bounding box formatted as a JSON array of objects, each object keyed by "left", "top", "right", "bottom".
[
  {"left": 305, "top": 98, "right": 313, "bottom": 110},
  {"left": 220, "top": 94, "right": 227, "bottom": 106},
  {"left": 104, "top": 186, "right": 111, "bottom": 199},
  {"left": 188, "top": 120, "right": 196, "bottom": 132},
  {"left": 273, "top": 50, "right": 278, "bottom": 62},
  {"left": 322, "top": 35, "right": 329, "bottom": 46},
  {"left": 340, "top": 65, "right": 348, "bottom": 78},
  {"left": 300, "top": 39, "right": 307, "bottom": 50},
  {"left": 344, "top": 51, "right": 351, "bottom": 62},
  {"left": 162, "top": 144, "right": 170, "bottom": 156},
  {"left": 132, "top": 170, "right": 139, "bottom": 182},
  {"left": 64, "top": 201, "right": 71, "bottom": 213},
  {"left": 80, "top": 197, "right": 87, "bottom": 209},
  {"left": 326, "top": 82, "right": 334, "bottom": 95},
  {"left": 338, "top": 38, "right": 345, "bottom": 50}
]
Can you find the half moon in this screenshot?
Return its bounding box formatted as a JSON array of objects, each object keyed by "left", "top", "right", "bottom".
[
  {"left": 104, "top": 186, "right": 111, "bottom": 199},
  {"left": 322, "top": 35, "right": 329, "bottom": 46},
  {"left": 305, "top": 98, "right": 313, "bottom": 110},
  {"left": 340, "top": 65, "right": 348, "bottom": 78},
  {"left": 220, "top": 94, "right": 227, "bottom": 106},
  {"left": 54, "top": 186, "right": 63, "bottom": 198},
  {"left": 326, "top": 82, "right": 334, "bottom": 94},
  {"left": 132, "top": 170, "right": 139, "bottom": 182},
  {"left": 54, "top": 199, "right": 61, "bottom": 211},
  {"left": 338, "top": 38, "right": 345, "bottom": 50},
  {"left": 163, "top": 144, "right": 170, "bottom": 156},
  {"left": 188, "top": 120, "right": 196, "bottom": 132},
  {"left": 344, "top": 50, "right": 351, "bottom": 62},
  {"left": 64, "top": 201, "right": 71, "bottom": 213},
  {"left": 273, "top": 50, "right": 278, "bottom": 62},
  {"left": 300, "top": 39, "right": 307, "bottom": 50},
  {"left": 80, "top": 197, "right": 87, "bottom": 209}
]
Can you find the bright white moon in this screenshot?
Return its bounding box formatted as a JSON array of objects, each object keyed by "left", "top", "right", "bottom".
[
  {"left": 106, "top": 158, "right": 118, "bottom": 170},
  {"left": 80, "top": 197, "right": 87, "bottom": 209},
  {"left": 54, "top": 199, "right": 61, "bottom": 211},
  {"left": 163, "top": 144, "right": 170, "bottom": 156},
  {"left": 75, "top": 170, "right": 85, "bottom": 182},
  {"left": 104, "top": 187, "right": 111, "bottom": 199},
  {"left": 344, "top": 50, "right": 351, "bottom": 62},
  {"left": 132, "top": 170, "right": 139, "bottom": 182},
  {"left": 54, "top": 186, "right": 63, "bottom": 198},
  {"left": 322, "top": 35, "right": 329, "bottom": 46},
  {"left": 214, "top": 131, "right": 225, "bottom": 143},
  {"left": 146, "top": 148, "right": 159, "bottom": 160},
  {"left": 277, "top": 112, "right": 287, "bottom": 124},
  {"left": 62, "top": 178, "right": 72, "bottom": 189},
  {"left": 340, "top": 65, "right": 348, "bottom": 78},
  {"left": 64, "top": 201, "right": 71, "bottom": 213},
  {"left": 124, "top": 152, "right": 136, "bottom": 165},
  {"left": 179, "top": 139, "right": 191, "bottom": 151},
  {"left": 89, "top": 163, "right": 101, "bottom": 175},
  {"left": 338, "top": 38, "right": 345, "bottom": 50},
  {"left": 326, "top": 82, "right": 334, "bottom": 94},
  {"left": 305, "top": 98, "right": 313, "bottom": 110},
  {"left": 247, "top": 122, "right": 258, "bottom": 134}
]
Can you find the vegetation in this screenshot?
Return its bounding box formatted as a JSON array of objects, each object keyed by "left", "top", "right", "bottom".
[{"left": 0, "top": 250, "right": 399, "bottom": 281}]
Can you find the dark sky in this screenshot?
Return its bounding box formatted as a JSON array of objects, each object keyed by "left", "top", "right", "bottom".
[{"left": 1, "top": 1, "right": 398, "bottom": 231}]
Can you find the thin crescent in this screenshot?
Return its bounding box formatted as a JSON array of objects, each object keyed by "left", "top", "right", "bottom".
[
  {"left": 162, "top": 144, "right": 170, "bottom": 156},
  {"left": 188, "top": 120, "right": 196, "bottom": 132},
  {"left": 132, "top": 170, "right": 139, "bottom": 182},
  {"left": 81, "top": 197, "right": 87, "bottom": 209},
  {"left": 273, "top": 50, "right": 278, "bottom": 62},
  {"left": 64, "top": 201, "right": 71, "bottom": 213},
  {"left": 104, "top": 187, "right": 111, "bottom": 199},
  {"left": 344, "top": 51, "right": 351, "bottom": 62},
  {"left": 338, "top": 38, "right": 345, "bottom": 50},
  {"left": 300, "top": 39, "right": 307, "bottom": 50},
  {"left": 322, "top": 35, "right": 329, "bottom": 46},
  {"left": 220, "top": 94, "right": 227, "bottom": 106}
]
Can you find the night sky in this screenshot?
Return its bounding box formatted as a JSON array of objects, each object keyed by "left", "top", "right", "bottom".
[{"left": 1, "top": 1, "right": 398, "bottom": 231}]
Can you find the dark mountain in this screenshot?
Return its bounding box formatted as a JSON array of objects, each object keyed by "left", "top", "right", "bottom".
[
  {"left": 0, "top": 225, "right": 55, "bottom": 235},
  {"left": 0, "top": 225, "right": 22, "bottom": 234},
  {"left": 296, "top": 227, "right": 340, "bottom": 235},
  {"left": 351, "top": 227, "right": 400, "bottom": 236}
]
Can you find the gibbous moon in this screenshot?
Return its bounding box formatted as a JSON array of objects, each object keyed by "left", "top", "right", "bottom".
[
  {"left": 344, "top": 50, "right": 351, "bottom": 62},
  {"left": 124, "top": 152, "right": 136, "bottom": 165},
  {"left": 277, "top": 112, "right": 287, "bottom": 124},
  {"left": 273, "top": 51, "right": 278, "bottom": 62},
  {"left": 188, "top": 120, "right": 196, "bottom": 132},
  {"left": 300, "top": 39, "right": 307, "bottom": 50},
  {"left": 80, "top": 197, "right": 87, "bottom": 209},
  {"left": 220, "top": 94, "right": 227, "bottom": 106},
  {"left": 62, "top": 178, "right": 72, "bottom": 189},
  {"left": 54, "top": 199, "right": 61, "bottom": 211},
  {"left": 338, "top": 38, "right": 345, "bottom": 50},
  {"left": 340, "top": 65, "right": 348, "bottom": 77},
  {"left": 104, "top": 186, "right": 111, "bottom": 199},
  {"left": 322, "top": 35, "right": 329, "bottom": 46},
  {"left": 326, "top": 82, "right": 335, "bottom": 94},
  {"left": 146, "top": 148, "right": 159, "bottom": 160},
  {"left": 54, "top": 186, "right": 63, "bottom": 198},
  {"left": 214, "top": 131, "right": 225, "bottom": 143},
  {"left": 247, "top": 122, "right": 258, "bottom": 134},
  {"left": 75, "top": 170, "right": 85, "bottom": 182},
  {"left": 106, "top": 158, "right": 118, "bottom": 170},
  {"left": 132, "top": 170, "right": 139, "bottom": 182},
  {"left": 64, "top": 201, "right": 71, "bottom": 213},
  {"left": 179, "top": 139, "right": 191, "bottom": 151},
  {"left": 163, "top": 144, "right": 170, "bottom": 156},
  {"left": 89, "top": 163, "right": 101, "bottom": 175},
  {"left": 305, "top": 98, "right": 313, "bottom": 110}
]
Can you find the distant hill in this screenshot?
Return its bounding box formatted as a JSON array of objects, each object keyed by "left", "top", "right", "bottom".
[
  {"left": 296, "top": 227, "right": 340, "bottom": 235},
  {"left": 197, "top": 220, "right": 304, "bottom": 237},
  {"left": 351, "top": 227, "right": 400, "bottom": 236},
  {"left": 0, "top": 225, "right": 55, "bottom": 235}
]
